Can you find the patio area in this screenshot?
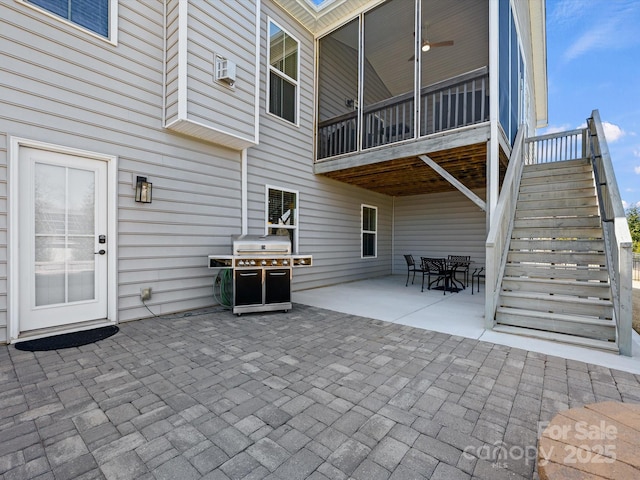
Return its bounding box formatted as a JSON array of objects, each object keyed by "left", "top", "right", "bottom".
[
  {"left": 2, "top": 282, "right": 640, "bottom": 479},
  {"left": 294, "top": 275, "right": 640, "bottom": 375}
]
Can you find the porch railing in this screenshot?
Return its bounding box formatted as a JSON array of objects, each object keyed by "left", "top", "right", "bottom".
[
  {"left": 485, "top": 128, "right": 525, "bottom": 328},
  {"left": 587, "top": 109, "right": 633, "bottom": 356},
  {"left": 317, "top": 67, "right": 489, "bottom": 160},
  {"left": 524, "top": 128, "right": 588, "bottom": 164}
]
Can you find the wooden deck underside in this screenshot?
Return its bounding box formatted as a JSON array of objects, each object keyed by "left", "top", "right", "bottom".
[{"left": 318, "top": 142, "right": 507, "bottom": 197}]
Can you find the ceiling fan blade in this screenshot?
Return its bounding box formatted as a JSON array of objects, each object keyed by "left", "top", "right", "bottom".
[
  {"left": 409, "top": 39, "right": 454, "bottom": 60},
  {"left": 429, "top": 40, "right": 454, "bottom": 48}
]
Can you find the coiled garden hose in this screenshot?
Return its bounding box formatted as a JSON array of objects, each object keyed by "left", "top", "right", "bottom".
[{"left": 213, "top": 268, "right": 233, "bottom": 308}]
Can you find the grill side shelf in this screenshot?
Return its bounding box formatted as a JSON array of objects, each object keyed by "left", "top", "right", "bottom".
[
  {"left": 291, "top": 255, "right": 313, "bottom": 267},
  {"left": 208, "top": 255, "right": 233, "bottom": 268}
]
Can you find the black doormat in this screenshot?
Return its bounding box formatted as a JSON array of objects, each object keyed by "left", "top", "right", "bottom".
[{"left": 15, "top": 326, "right": 119, "bottom": 352}]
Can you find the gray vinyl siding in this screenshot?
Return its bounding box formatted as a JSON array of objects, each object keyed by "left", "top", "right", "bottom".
[
  {"left": 249, "top": 3, "right": 394, "bottom": 291},
  {"left": 163, "top": 0, "right": 259, "bottom": 148},
  {"left": 0, "top": 0, "right": 244, "bottom": 331},
  {"left": 393, "top": 190, "right": 487, "bottom": 274}
]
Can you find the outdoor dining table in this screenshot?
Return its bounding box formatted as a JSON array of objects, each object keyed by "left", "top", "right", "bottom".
[{"left": 422, "top": 257, "right": 471, "bottom": 293}]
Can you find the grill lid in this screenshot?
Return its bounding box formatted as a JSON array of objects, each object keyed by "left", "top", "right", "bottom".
[{"left": 232, "top": 234, "right": 291, "bottom": 255}]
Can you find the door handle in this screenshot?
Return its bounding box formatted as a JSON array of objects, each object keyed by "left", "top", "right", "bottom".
[{"left": 95, "top": 250, "right": 106, "bottom": 255}]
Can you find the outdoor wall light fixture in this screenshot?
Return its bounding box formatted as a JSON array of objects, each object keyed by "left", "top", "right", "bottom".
[{"left": 135, "top": 176, "right": 152, "bottom": 203}]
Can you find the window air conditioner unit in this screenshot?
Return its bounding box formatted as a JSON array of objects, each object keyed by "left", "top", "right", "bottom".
[{"left": 215, "top": 55, "right": 236, "bottom": 86}]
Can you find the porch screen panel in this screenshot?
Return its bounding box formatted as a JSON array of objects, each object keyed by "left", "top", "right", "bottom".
[
  {"left": 363, "top": 0, "right": 414, "bottom": 150},
  {"left": 498, "top": 0, "right": 510, "bottom": 141},
  {"left": 510, "top": 15, "right": 519, "bottom": 144},
  {"left": 498, "top": 0, "right": 521, "bottom": 145},
  {"left": 317, "top": 18, "right": 359, "bottom": 159}
]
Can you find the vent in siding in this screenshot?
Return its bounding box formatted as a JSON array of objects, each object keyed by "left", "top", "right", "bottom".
[{"left": 215, "top": 54, "right": 236, "bottom": 87}]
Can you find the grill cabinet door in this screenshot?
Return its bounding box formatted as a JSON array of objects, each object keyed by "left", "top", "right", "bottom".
[
  {"left": 265, "top": 269, "right": 291, "bottom": 304},
  {"left": 234, "top": 270, "right": 263, "bottom": 306}
]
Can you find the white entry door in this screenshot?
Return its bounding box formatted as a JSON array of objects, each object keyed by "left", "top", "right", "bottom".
[{"left": 19, "top": 147, "right": 108, "bottom": 332}]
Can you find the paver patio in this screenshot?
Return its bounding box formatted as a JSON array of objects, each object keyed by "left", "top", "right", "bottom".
[{"left": 2, "top": 304, "right": 640, "bottom": 479}]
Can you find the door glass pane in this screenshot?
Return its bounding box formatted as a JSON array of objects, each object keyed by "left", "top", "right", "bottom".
[
  {"left": 34, "top": 163, "right": 96, "bottom": 306},
  {"left": 68, "top": 168, "right": 95, "bottom": 235},
  {"left": 35, "top": 163, "right": 66, "bottom": 235},
  {"left": 35, "top": 236, "right": 66, "bottom": 306},
  {"left": 68, "top": 235, "right": 95, "bottom": 302}
]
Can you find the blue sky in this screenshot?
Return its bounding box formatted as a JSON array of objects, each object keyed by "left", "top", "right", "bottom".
[{"left": 543, "top": 0, "right": 640, "bottom": 208}]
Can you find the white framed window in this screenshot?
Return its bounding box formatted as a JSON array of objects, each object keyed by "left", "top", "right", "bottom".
[
  {"left": 21, "top": 0, "right": 118, "bottom": 43},
  {"left": 361, "top": 204, "right": 377, "bottom": 258},
  {"left": 266, "top": 186, "right": 298, "bottom": 253},
  {"left": 267, "top": 18, "right": 299, "bottom": 125}
]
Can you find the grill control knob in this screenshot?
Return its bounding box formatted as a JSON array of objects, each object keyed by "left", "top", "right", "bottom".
[
  {"left": 298, "top": 259, "right": 306, "bottom": 265},
  {"left": 261, "top": 260, "right": 267, "bottom": 266},
  {"left": 283, "top": 259, "right": 289, "bottom": 265},
  {"left": 250, "top": 260, "right": 256, "bottom": 266},
  {"left": 238, "top": 260, "right": 245, "bottom": 266},
  {"left": 271, "top": 260, "right": 277, "bottom": 266}
]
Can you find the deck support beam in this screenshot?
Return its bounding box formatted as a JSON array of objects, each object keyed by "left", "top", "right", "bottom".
[{"left": 419, "top": 155, "right": 486, "bottom": 211}]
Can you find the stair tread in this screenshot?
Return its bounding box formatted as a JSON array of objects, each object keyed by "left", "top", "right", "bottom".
[
  {"left": 496, "top": 306, "right": 615, "bottom": 326},
  {"left": 509, "top": 239, "right": 605, "bottom": 251},
  {"left": 502, "top": 276, "right": 610, "bottom": 287},
  {"left": 499, "top": 290, "right": 613, "bottom": 306},
  {"left": 523, "top": 159, "right": 590, "bottom": 169},
  {"left": 506, "top": 263, "right": 607, "bottom": 269},
  {"left": 491, "top": 325, "right": 619, "bottom": 352}
]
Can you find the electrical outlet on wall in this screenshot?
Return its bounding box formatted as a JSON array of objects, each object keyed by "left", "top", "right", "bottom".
[{"left": 141, "top": 288, "right": 152, "bottom": 302}]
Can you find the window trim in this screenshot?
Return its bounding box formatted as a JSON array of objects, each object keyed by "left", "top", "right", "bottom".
[
  {"left": 361, "top": 204, "right": 377, "bottom": 259},
  {"left": 266, "top": 17, "right": 300, "bottom": 127},
  {"left": 18, "top": 0, "right": 118, "bottom": 45},
  {"left": 265, "top": 185, "right": 299, "bottom": 253}
]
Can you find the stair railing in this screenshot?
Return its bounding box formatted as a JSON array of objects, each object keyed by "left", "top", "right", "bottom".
[
  {"left": 485, "top": 128, "right": 525, "bottom": 328},
  {"left": 587, "top": 109, "right": 633, "bottom": 356},
  {"left": 524, "top": 128, "right": 588, "bottom": 164}
]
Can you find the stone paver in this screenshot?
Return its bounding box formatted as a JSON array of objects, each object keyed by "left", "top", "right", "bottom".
[{"left": 1, "top": 304, "right": 640, "bottom": 479}]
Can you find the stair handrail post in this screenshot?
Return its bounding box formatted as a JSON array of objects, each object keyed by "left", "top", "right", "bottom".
[
  {"left": 485, "top": 127, "right": 526, "bottom": 328},
  {"left": 588, "top": 109, "right": 633, "bottom": 356}
]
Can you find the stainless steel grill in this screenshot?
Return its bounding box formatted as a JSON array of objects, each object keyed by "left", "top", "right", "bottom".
[{"left": 208, "top": 234, "right": 311, "bottom": 315}]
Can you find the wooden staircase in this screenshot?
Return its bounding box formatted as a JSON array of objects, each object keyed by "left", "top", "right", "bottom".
[{"left": 494, "top": 158, "right": 618, "bottom": 352}]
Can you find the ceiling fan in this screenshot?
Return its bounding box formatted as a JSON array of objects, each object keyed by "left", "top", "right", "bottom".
[
  {"left": 408, "top": 39, "right": 454, "bottom": 61},
  {"left": 408, "top": 26, "right": 454, "bottom": 61}
]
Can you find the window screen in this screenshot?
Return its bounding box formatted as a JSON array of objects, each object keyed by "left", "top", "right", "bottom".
[
  {"left": 267, "top": 188, "right": 297, "bottom": 252},
  {"left": 362, "top": 205, "right": 377, "bottom": 258},
  {"left": 28, "top": 0, "right": 110, "bottom": 37},
  {"left": 268, "top": 20, "right": 299, "bottom": 124}
]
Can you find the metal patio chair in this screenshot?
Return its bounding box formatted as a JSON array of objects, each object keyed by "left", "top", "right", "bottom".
[
  {"left": 421, "top": 257, "right": 453, "bottom": 294},
  {"left": 403, "top": 254, "right": 424, "bottom": 286},
  {"left": 448, "top": 255, "right": 471, "bottom": 287}
]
